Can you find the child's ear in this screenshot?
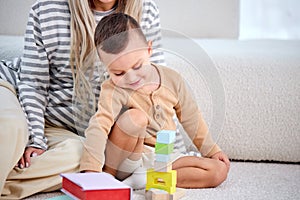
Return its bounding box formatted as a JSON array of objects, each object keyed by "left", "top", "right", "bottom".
[{"left": 147, "top": 41, "right": 153, "bottom": 56}]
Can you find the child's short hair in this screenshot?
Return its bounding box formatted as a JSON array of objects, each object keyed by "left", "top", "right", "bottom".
[{"left": 94, "top": 13, "right": 147, "bottom": 55}]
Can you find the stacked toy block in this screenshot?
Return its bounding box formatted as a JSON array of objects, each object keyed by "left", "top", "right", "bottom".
[{"left": 145, "top": 130, "right": 185, "bottom": 200}]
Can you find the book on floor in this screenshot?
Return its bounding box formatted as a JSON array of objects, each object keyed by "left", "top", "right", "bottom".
[{"left": 61, "top": 172, "right": 132, "bottom": 200}]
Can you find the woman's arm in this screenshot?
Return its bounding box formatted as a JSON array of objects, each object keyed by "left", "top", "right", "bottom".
[
  {"left": 18, "top": 4, "right": 49, "bottom": 150},
  {"left": 140, "top": 0, "right": 166, "bottom": 65}
]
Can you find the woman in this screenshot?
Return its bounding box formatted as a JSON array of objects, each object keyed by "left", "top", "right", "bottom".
[{"left": 0, "top": 0, "right": 164, "bottom": 199}]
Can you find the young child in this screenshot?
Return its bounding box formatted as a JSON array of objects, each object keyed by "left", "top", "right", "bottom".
[{"left": 80, "top": 13, "right": 230, "bottom": 189}]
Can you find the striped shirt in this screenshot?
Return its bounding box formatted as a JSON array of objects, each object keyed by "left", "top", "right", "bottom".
[{"left": 5, "top": 0, "right": 165, "bottom": 150}]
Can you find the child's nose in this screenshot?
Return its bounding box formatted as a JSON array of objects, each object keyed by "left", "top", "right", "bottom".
[{"left": 125, "top": 70, "right": 136, "bottom": 82}]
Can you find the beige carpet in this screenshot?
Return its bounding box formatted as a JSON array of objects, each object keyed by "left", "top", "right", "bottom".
[{"left": 24, "top": 161, "right": 300, "bottom": 200}]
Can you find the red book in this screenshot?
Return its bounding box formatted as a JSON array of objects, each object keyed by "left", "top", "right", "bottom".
[{"left": 61, "top": 173, "right": 132, "bottom": 200}]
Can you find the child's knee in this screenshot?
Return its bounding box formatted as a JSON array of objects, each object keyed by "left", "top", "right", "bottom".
[
  {"left": 116, "top": 109, "right": 148, "bottom": 136},
  {"left": 210, "top": 160, "right": 228, "bottom": 187},
  {"left": 125, "top": 109, "right": 148, "bottom": 127}
]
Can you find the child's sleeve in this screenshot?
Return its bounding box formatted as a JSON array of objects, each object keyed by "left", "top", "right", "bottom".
[
  {"left": 174, "top": 75, "right": 221, "bottom": 157},
  {"left": 79, "top": 82, "right": 125, "bottom": 172}
]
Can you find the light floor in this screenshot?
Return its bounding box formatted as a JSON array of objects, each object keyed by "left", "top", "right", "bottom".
[{"left": 24, "top": 161, "right": 300, "bottom": 200}]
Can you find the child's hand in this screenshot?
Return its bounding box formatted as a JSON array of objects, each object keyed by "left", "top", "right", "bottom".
[
  {"left": 16, "top": 147, "right": 45, "bottom": 169},
  {"left": 211, "top": 151, "right": 230, "bottom": 172}
]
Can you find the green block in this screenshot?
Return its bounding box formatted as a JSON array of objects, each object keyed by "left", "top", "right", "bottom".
[{"left": 155, "top": 142, "right": 174, "bottom": 155}]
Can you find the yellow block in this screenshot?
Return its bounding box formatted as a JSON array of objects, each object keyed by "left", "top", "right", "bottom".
[{"left": 146, "top": 169, "right": 177, "bottom": 194}]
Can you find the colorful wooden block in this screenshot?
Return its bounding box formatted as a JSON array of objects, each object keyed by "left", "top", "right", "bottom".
[
  {"left": 155, "top": 143, "right": 174, "bottom": 155},
  {"left": 169, "top": 188, "right": 186, "bottom": 200},
  {"left": 145, "top": 188, "right": 169, "bottom": 200},
  {"left": 155, "top": 154, "right": 172, "bottom": 162},
  {"left": 156, "top": 130, "right": 176, "bottom": 144},
  {"left": 145, "top": 188, "right": 186, "bottom": 200},
  {"left": 154, "top": 161, "right": 172, "bottom": 172},
  {"left": 146, "top": 169, "right": 177, "bottom": 194}
]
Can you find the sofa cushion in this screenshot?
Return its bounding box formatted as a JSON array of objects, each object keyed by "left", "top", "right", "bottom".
[
  {"left": 0, "top": 35, "right": 24, "bottom": 60},
  {"left": 162, "top": 37, "right": 300, "bottom": 162}
]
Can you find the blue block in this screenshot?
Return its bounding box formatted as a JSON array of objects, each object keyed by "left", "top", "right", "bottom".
[
  {"left": 155, "top": 153, "right": 172, "bottom": 162},
  {"left": 156, "top": 130, "right": 176, "bottom": 144}
]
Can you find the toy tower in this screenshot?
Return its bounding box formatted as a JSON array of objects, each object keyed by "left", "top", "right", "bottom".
[{"left": 145, "top": 130, "right": 185, "bottom": 200}]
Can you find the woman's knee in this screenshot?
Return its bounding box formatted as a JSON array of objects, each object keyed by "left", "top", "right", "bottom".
[
  {"left": 0, "top": 84, "right": 27, "bottom": 139},
  {"left": 55, "top": 138, "right": 84, "bottom": 163}
]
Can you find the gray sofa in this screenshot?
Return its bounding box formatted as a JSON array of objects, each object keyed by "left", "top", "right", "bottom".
[
  {"left": 1, "top": 0, "right": 299, "bottom": 199},
  {"left": 1, "top": 33, "right": 299, "bottom": 200}
]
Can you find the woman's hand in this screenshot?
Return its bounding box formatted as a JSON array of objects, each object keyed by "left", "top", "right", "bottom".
[
  {"left": 211, "top": 151, "right": 230, "bottom": 172},
  {"left": 17, "top": 147, "right": 45, "bottom": 168}
]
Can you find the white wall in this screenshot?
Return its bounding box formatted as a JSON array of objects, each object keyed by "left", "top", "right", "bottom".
[
  {"left": 0, "top": 0, "right": 240, "bottom": 38},
  {"left": 155, "top": 0, "right": 240, "bottom": 38},
  {"left": 0, "top": 0, "right": 36, "bottom": 36},
  {"left": 239, "top": 0, "right": 300, "bottom": 39}
]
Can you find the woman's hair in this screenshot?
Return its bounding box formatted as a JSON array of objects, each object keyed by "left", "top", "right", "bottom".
[
  {"left": 88, "top": 0, "right": 143, "bottom": 21},
  {"left": 68, "top": 0, "right": 143, "bottom": 77},
  {"left": 94, "top": 13, "right": 147, "bottom": 56},
  {"left": 67, "top": 0, "right": 143, "bottom": 129}
]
